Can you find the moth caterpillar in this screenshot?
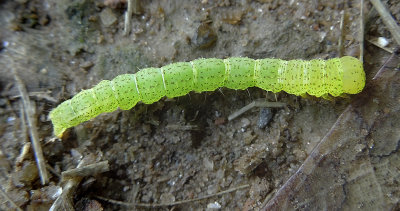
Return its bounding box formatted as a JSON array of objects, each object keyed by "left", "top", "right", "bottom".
[{"left": 49, "top": 56, "right": 365, "bottom": 137}]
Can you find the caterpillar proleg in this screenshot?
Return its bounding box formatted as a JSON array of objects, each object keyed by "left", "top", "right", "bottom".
[{"left": 49, "top": 56, "right": 365, "bottom": 137}]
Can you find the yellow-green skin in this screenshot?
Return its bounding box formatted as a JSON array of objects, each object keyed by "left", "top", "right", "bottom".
[{"left": 49, "top": 56, "right": 365, "bottom": 137}]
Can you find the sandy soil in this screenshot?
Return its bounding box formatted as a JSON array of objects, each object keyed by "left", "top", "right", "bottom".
[{"left": 0, "top": 0, "right": 399, "bottom": 210}]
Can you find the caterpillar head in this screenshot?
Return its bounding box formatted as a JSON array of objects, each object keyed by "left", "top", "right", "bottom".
[
  {"left": 340, "top": 56, "right": 365, "bottom": 94},
  {"left": 49, "top": 105, "right": 68, "bottom": 138}
]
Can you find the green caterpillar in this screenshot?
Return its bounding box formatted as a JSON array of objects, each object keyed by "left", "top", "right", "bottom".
[{"left": 49, "top": 56, "right": 365, "bottom": 137}]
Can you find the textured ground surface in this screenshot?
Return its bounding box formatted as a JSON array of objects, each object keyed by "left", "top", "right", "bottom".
[{"left": 0, "top": 0, "right": 399, "bottom": 210}]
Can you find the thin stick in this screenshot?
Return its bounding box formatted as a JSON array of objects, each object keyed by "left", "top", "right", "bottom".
[
  {"left": 366, "top": 39, "right": 394, "bottom": 54},
  {"left": 123, "top": 0, "right": 133, "bottom": 36},
  {"left": 372, "top": 52, "right": 397, "bottom": 80},
  {"left": 10, "top": 91, "right": 58, "bottom": 103},
  {"left": 12, "top": 69, "right": 49, "bottom": 185},
  {"left": 18, "top": 101, "right": 28, "bottom": 144},
  {"left": 46, "top": 163, "right": 62, "bottom": 178},
  {"left": 95, "top": 184, "right": 250, "bottom": 208},
  {"left": 228, "top": 99, "right": 286, "bottom": 121},
  {"left": 165, "top": 124, "right": 199, "bottom": 131},
  {"left": 370, "top": 0, "right": 400, "bottom": 45},
  {"left": 360, "top": 0, "right": 365, "bottom": 63},
  {"left": 260, "top": 189, "right": 276, "bottom": 208},
  {"left": 0, "top": 187, "right": 23, "bottom": 211},
  {"left": 338, "top": 10, "right": 346, "bottom": 57},
  {"left": 61, "top": 161, "right": 110, "bottom": 181},
  {"left": 49, "top": 179, "right": 77, "bottom": 211},
  {"left": 50, "top": 158, "right": 105, "bottom": 211},
  {"left": 263, "top": 105, "right": 354, "bottom": 209}
]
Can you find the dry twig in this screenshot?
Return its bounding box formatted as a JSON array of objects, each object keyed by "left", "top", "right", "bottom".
[
  {"left": 360, "top": 0, "right": 365, "bottom": 62},
  {"left": 338, "top": 10, "right": 346, "bottom": 57},
  {"left": 61, "top": 161, "right": 110, "bottom": 181},
  {"left": 370, "top": 0, "right": 400, "bottom": 45},
  {"left": 366, "top": 39, "right": 394, "bottom": 54},
  {"left": 165, "top": 124, "right": 199, "bottom": 131},
  {"left": 228, "top": 99, "right": 286, "bottom": 121},
  {"left": 18, "top": 101, "right": 28, "bottom": 144},
  {"left": 95, "top": 184, "right": 250, "bottom": 208},
  {"left": 50, "top": 158, "right": 110, "bottom": 211},
  {"left": 0, "top": 186, "right": 23, "bottom": 211},
  {"left": 123, "top": 0, "right": 133, "bottom": 36},
  {"left": 12, "top": 69, "right": 49, "bottom": 185},
  {"left": 372, "top": 50, "right": 399, "bottom": 80},
  {"left": 10, "top": 91, "right": 58, "bottom": 103}
]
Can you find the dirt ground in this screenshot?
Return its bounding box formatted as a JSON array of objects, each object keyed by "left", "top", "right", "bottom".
[{"left": 0, "top": 0, "right": 399, "bottom": 210}]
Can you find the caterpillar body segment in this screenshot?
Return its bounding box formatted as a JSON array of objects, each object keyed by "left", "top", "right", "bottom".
[
  {"left": 49, "top": 56, "right": 365, "bottom": 137},
  {"left": 191, "top": 58, "right": 226, "bottom": 92}
]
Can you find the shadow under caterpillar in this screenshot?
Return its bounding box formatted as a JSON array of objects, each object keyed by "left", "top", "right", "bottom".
[{"left": 49, "top": 56, "right": 365, "bottom": 137}]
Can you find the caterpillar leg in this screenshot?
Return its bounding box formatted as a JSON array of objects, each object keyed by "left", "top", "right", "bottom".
[
  {"left": 338, "top": 93, "right": 350, "bottom": 98},
  {"left": 321, "top": 94, "right": 334, "bottom": 101},
  {"left": 299, "top": 93, "right": 309, "bottom": 99}
]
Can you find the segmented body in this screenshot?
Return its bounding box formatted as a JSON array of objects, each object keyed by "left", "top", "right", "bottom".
[{"left": 49, "top": 56, "right": 365, "bottom": 137}]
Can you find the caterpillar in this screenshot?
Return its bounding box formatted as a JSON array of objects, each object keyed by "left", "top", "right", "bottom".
[{"left": 49, "top": 56, "right": 365, "bottom": 137}]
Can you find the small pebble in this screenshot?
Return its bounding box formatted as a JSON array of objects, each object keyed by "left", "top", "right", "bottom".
[
  {"left": 241, "top": 118, "right": 251, "bottom": 128},
  {"left": 160, "top": 192, "right": 175, "bottom": 203},
  {"left": 258, "top": 108, "right": 273, "bottom": 129},
  {"left": 18, "top": 161, "right": 39, "bottom": 184},
  {"left": 377, "top": 37, "right": 389, "bottom": 47},
  {"left": 203, "top": 157, "right": 214, "bottom": 170},
  {"left": 7, "top": 116, "right": 15, "bottom": 123},
  {"left": 354, "top": 143, "right": 365, "bottom": 153},
  {"left": 192, "top": 23, "right": 217, "bottom": 49},
  {"left": 0, "top": 99, "right": 7, "bottom": 107},
  {"left": 83, "top": 200, "right": 103, "bottom": 211},
  {"left": 214, "top": 117, "right": 226, "bottom": 125},
  {"left": 293, "top": 149, "right": 306, "bottom": 160},
  {"left": 100, "top": 8, "right": 118, "bottom": 27},
  {"left": 207, "top": 201, "right": 221, "bottom": 209},
  {"left": 80, "top": 61, "right": 94, "bottom": 70}
]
